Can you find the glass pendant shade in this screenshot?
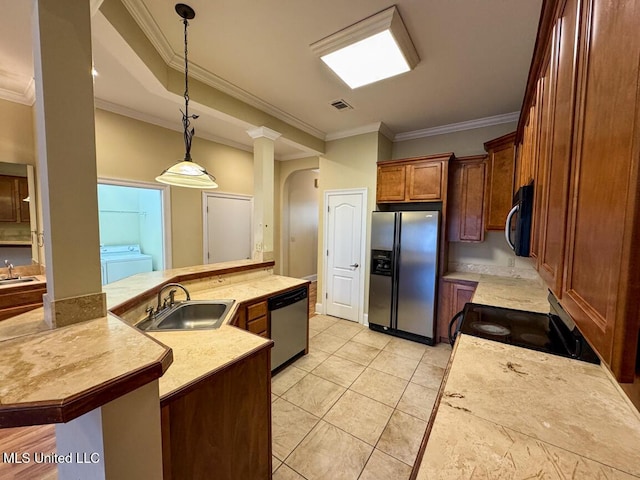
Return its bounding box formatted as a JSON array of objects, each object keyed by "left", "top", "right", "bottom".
[
  {"left": 156, "top": 3, "right": 219, "bottom": 189},
  {"left": 156, "top": 160, "right": 218, "bottom": 189}
]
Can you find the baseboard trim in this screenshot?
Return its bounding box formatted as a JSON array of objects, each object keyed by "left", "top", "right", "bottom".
[
  {"left": 315, "top": 302, "right": 323, "bottom": 315},
  {"left": 363, "top": 313, "right": 369, "bottom": 327}
]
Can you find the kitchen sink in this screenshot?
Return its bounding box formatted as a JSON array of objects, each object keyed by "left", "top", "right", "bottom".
[
  {"left": 137, "top": 300, "right": 234, "bottom": 331},
  {"left": 0, "top": 276, "right": 37, "bottom": 285}
]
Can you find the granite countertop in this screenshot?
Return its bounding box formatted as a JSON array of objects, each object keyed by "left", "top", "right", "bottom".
[
  {"left": 414, "top": 269, "right": 640, "bottom": 478},
  {"left": 149, "top": 326, "right": 272, "bottom": 400},
  {"left": 0, "top": 313, "right": 172, "bottom": 427},
  {"left": 137, "top": 273, "right": 306, "bottom": 400},
  {"left": 0, "top": 260, "right": 307, "bottom": 418},
  {"left": 416, "top": 335, "right": 640, "bottom": 479},
  {"left": 443, "top": 271, "right": 550, "bottom": 313}
]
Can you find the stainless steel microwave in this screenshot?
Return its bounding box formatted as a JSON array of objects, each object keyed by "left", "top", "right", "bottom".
[{"left": 505, "top": 182, "right": 534, "bottom": 256}]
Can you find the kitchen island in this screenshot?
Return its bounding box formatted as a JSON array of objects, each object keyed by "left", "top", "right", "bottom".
[
  {"left": 0, "top": 259, "right": 308, "bottom": 480},
  {"left": 412, "top": 273, "right": 640, "bottom": 479}
]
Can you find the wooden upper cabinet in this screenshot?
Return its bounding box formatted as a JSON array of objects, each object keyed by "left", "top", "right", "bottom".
[
  {"left": 406, "top": 160, "right": 443, "bottom": 201},
  {"left": 448, "top": 155, "right": 487, "bottom": 242},
  {"left": 18, "top": 178, "right": 29, "bottom": 223},
  {"left": 560, "top": 0, "right": 640, "bottom": 382},
  {"left": 483, "top": 132, "right": 516, "bottom": 230},
  {"left": 537, "top": 0, "right": 579, "bottom": 298},
  {"left": 0, "top": 175, "right": 29, "bottom": 223},
  {"left": 376, "top": 165, "right": 406, "bottom": 202},
  {"left": 376, "top": 153, "right": 453, "bottom": 204},
  {"left": 517, "top": 0, "right": 640, "bottom": 387},
  {"left": 0, "top": 175, "right": 17, "bottom": 222}
]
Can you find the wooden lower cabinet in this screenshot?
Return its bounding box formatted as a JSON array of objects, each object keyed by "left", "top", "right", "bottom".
[
  {"left": 0, "top": 282, "right": 46, "bottom": 321},
  {"left": 161, "top": 346, "right": 272, "bottom": 480},
  {"left": 232, "top": 299, "right": 269, "bottom": 338},
  {"left": 436, "top": 279, "right": 478, "bottom": 343}
]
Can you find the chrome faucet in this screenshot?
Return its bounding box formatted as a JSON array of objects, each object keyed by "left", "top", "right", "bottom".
[
  {"left": 156, "top": 283, "right": 191, "bottom": 314},
  {"left": 4, "top": 260, "right": 15, "bottom": 279}
]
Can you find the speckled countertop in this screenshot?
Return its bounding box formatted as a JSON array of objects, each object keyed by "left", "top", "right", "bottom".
[
  {"left": 415, "top": 269, "right": 640, "bottom": 478},
  {"left": 443, "top": 271, "right": 550, "bottom": 313},
  {"left": 149, "top": 326, "right": 272, "bottom": 400},
  {"left": 137, "top": 273, "right": 306, "bottom": 400},
  {"left": 0, "top": 313, "right": 172, "bottom": 427},
  {"left": 0, "top": 260, "right": 307, "bottom": 422},
  {"left": 416, "top": 335, "right": 640, "bottom": 479}
]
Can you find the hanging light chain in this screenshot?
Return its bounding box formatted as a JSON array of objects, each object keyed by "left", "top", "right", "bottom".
[{"left": 181, "top": 15, "right": 198, "bottom": 161}]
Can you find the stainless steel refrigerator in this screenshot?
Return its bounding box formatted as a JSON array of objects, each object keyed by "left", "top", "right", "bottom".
[{"left": 368, "top": 211, "right": 439, "bottom": 344}]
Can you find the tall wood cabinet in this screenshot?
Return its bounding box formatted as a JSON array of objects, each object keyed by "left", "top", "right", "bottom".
[
  {"left": 518, "top": 0, "right": 640, "bottom": 386},
  {"left": 0, "top": 175, "right": 29, "bottom": 223},
  {"left": 483, "top": 133, "right": 516, "bottom": 230},
  {"left": 447, "top": 155, "right": 487, "bottom": 243}
]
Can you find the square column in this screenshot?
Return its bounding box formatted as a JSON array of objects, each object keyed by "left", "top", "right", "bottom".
[
  {"left": 247, "top": 127, "right": 281, "bottom": 261},
  {"left": 56, "top": 381, "right": 163, "bottom": 480},
  {"left": 32, "top": 0, "right": 106, "bottom": 326}
]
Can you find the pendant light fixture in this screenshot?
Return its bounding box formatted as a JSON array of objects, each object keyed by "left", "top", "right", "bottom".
[{"left": 156, "top": 3, "right": 218, "bottom": 189}]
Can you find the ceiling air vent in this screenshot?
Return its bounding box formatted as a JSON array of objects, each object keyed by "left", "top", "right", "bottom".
[{"left": 330, "top": 99, "right": 353, "bottom": 111}]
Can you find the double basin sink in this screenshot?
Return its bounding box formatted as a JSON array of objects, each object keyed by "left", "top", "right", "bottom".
[{"left": 136, "top": 300, "right": 234, "bottom": 332}]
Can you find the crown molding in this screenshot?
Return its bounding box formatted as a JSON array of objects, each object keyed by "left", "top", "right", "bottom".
[
  {"left": 119, "top": 0, "right": 174, "bottom": 63},
  {"left": 395, "top": 112, "right": 520, "bottom": 142},
  {"left": 168, "top": 58, "right": 326, "bottom": 140},
  {"left": 0, "top": 71, "right": 35, "bottom": 106},
  {"left": 325, "top": 122, "right": 393, "bottom": 142},
  {"left": 277, "top": 152, "right": 319, "bottom": 162},
  {"left": 94, "top": 98, "right": 253, "bottom": 153},
  {"left": 120, "top": 0, "right": 326, "bottom": 141},
  {"left": 247, "top": 126, "right": 282, "bottom": 141},
  {"left": 91, "top": 0, "right": 105, "bottom": 16}
]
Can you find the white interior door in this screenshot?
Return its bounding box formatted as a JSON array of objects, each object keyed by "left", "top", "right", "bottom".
[
  {"left": 325, "top": 191, "right": 365, "bottom": 322},
  {"left": 204, "top": 193, "right": 252, "bottom": 263}
]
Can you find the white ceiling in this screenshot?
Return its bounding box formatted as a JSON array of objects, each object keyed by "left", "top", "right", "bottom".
[{"left": 0, "top": 0, "right": 542, "bottom": 158}]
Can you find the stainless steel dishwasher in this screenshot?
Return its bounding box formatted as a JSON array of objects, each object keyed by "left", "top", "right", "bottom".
[{"left": 269, "top": 287, "right": 308, "bottom": 371}]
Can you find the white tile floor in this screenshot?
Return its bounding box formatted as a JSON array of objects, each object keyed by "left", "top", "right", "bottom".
[{"left": 271, "top": 315, "right": 451, "bottom": 480}]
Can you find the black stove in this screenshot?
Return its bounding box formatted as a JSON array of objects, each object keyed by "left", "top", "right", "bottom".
[{"left": 449, "top": 296, "right": 600, "bottom": 364}]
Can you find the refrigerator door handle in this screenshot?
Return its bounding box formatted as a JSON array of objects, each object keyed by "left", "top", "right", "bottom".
[{"left": 504, "top": 204, "right": 519, "bottom": 251}]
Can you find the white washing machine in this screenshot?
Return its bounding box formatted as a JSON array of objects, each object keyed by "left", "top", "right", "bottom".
[{"left": 100, "top": 244, "right": 153, "bottom": 285}]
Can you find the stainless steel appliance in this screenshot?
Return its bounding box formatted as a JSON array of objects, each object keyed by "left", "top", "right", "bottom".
[
  {"left": 505, "top": 183, "right": 534, "bottom": 256},
  {"left": 368, "top": 211, "right": 439, "bottom": 344},
  {"left": 447, "top": 293, "right": 600, "bottom": 364},
  {"left": 269, "top": 287, "right": 308, "bottom": 371}
]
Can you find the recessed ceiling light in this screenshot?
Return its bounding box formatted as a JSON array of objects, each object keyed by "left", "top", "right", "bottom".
[
  {"left": 91, "top": 67, "right": 98, "bottom": 77},
  {"left": 310, "top": 6, "right": 419, "bottom": 89}
]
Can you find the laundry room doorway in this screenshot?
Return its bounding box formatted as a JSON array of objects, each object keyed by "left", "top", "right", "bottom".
[{"left": 97, "top": 179, "right": 170, "bottom": 284}]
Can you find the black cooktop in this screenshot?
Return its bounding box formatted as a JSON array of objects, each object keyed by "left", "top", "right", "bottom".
[{"left": 457, "top": 303, "right": 600, "bottom": 364}]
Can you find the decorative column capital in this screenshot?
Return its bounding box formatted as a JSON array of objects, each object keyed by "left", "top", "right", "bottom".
[{"left": 247, "top": 126, "right": 282, "bottom": 141}]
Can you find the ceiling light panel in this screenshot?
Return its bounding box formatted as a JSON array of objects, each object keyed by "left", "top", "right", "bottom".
[{"left": 310, "top": 6, "right": 419, "bottom": 89}]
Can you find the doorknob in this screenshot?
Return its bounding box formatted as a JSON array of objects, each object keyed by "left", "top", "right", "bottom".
[{"left": 350, "top": 263, "right": 359, "bottom": 269}]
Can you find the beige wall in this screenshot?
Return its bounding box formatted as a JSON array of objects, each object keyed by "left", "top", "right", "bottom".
[
  {"left": 273, "top": 157, "right": 320, "bottom": 275},
  {"left": 0, "top": 98, "right": 36, "bottom": 166},
  {"left": 392, "top": 122, "right": 521, "bottom": 269},
  {"left": 392, "top": 122, "right": 518, "bottom": 159},
  {"left": 94, "top": 109, "right": 254, "bottom": 267},
  {"left": 317, "top": 132, "right": 381, "bottom": 316},
  {"left": 274, "top": 156, "right": 320, "bottom": 274}
]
